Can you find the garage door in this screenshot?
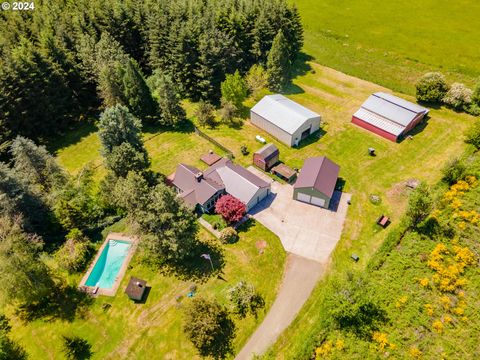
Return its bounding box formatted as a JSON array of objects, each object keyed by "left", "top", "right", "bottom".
[
  {"left": 297, "top": 192, "right": 311, "bottom": 203},
  {"left": 311, "top": 196, "right": 326, "bottom": 207}
]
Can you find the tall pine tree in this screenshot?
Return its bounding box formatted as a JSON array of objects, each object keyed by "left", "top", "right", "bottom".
[
  {"left": 266, "top": 30, "right": 290, "bottom": 92},
  {"left": 147, "top": 71, "right": 186, "bottom": 127},
  {"left": 122, "top": 59, "right": 157, "bottom": 121}
]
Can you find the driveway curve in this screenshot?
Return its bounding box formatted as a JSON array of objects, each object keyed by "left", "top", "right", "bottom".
[{"left": 235, "top": 254, "right": 325, "bottom": 360}]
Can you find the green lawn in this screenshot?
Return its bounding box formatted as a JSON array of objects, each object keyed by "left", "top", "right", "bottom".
[
  {"left": 187, "top": 63, "right": 475, "bottom": 357},
  {"left": 46, "top": 59, "right": 475, "bottom": 359},
  {"left": 201, "top": 213, "right": 227, "bottom": 231},
  {"left": 10, "top": 220, "right": 286, "bottom": 359},
  {"left": 54, "top": 123, "right": 226, "bottom": 181},
  {"left": 293, "top": 0, "right": 480, "bottom": 94}
]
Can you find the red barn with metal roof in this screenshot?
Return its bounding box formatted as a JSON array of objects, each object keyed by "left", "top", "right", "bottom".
[{"left": 352, "top": 92, "right": 429, "bottom": 142}]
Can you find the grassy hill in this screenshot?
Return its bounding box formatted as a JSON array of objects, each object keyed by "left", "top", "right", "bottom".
[
  {"left": 293, "top": 0, "right": 480, "bottom": 94},
  {"left": 265, "top": 149, "right": 480, "bottom": 359}
]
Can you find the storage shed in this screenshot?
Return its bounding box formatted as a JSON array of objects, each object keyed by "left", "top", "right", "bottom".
[
  {"left": 352, "top": 92, "right": 429, "bottom": 142},
  {"left": 293, "top": 156, "right": 340, "bottom": 208},
  {"left": 125, "top": 276, "right": 147, "bottom": 301},
  {"left": 253, "top": 143, "right": 279, "bottom": 171},
  {"left": 250, "top": 94, "right": 321, "bottom": 147}
]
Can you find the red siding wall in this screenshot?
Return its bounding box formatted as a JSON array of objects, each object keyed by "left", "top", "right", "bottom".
[
  {"left": 351, "top": 116, "right": 398, "bottom": 142},
  {"left": 403, "top": 113, "right": 425, "bottom": 133},
  {"left": 253, "top": 154, "right": 267, "bottom": 171}
]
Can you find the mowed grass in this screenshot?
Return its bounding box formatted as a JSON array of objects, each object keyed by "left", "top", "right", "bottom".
[
  {"left": 54, "top": 123, "right": 226, "bottom": 180},
  {"left": 186, "top": 62, "right": 475, "bottom": 356},
  {"left": 48, "top": 60, "right": 474, "bottom": 358},
  {"left": 10, "top": 220, "right": 286, "bottom": 359},
  {"left": 293, "top": 0, "right": 480, "bottom": 94}
]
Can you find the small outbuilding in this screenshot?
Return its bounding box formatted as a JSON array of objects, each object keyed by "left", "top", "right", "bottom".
[
  {"left": 125, "top": 276, "right": 147, "bottom": 301},
  {"left": 293, "top": 156, "right": 340, "bottom": 208},
  {"left": 200, "top": 151, "right": 222, "bottom": 166},
  {"left": 352, "top": 92, "right": 429, "bottom": 142},
  {"left": 253, "top": 143, "right": 279, "bottom": 171},
  {"left": 271, "top": 163, "right": 296, "bottom": 183},
  {"left": 250, "top": 94, "right": 321, "bottom": 147}
]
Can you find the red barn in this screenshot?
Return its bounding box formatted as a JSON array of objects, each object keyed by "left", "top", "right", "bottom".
[{"left": 352, "top": 92, "right": 429, "bottom": 142}]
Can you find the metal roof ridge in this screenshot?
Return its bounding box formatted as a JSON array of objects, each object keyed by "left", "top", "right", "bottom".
[{"left": 359, "top": 107, "right": 407, "bottom": 129}]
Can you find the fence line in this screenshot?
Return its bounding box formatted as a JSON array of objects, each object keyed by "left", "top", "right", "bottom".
[{"left": 194, "top": 127, "right": 234, "bottom": 159}]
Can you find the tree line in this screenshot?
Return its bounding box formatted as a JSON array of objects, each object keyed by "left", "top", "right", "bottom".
[{"left": 0, "top": 0, "right": 303, "bottom": 145}]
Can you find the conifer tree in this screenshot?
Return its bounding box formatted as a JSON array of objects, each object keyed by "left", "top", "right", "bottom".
[
  {"left": 266, "top": 30, "right": 290, "bottom": 92},
  {"left": 147, "top": 71, "right": 186, "bottom": 127},
  {"left": 122, "top": 59, "right": 157, "bottom": 121}
]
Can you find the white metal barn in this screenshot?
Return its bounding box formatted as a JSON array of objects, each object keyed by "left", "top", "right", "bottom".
[{"left": 250, "top": 94, "right": 321, "bottom": 147}]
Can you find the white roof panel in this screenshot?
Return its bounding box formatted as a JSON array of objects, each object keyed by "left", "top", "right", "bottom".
[
  {"left": 216, "top": 167, "right": 259, "bottom": 205},
  {"left": 374, "top": 92, "right": 429, "bottom": 115},
  {"left": 362, "top": 96, "right": 416, "bottom": 127},
  {"left": 353, "top": 108, "right": 405, "bottom": 136},
  {"left": 251, "top": 94, "right": 320, "bottom": 135}
]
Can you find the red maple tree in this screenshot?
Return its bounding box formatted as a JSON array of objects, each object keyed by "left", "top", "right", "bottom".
[{"left": 215, "top": 194, "right": 246, "bottom": 224}]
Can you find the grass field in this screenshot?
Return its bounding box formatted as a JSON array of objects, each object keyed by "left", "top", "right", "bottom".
[
  {"left": 293, "top": 0, "right": 480, "bottom": 94},
  {"left": 10, "top": 219, "right": 286, "bottom": 359},
  {"left": 46, "top": 59, "right": 475, "bottom": 359}
]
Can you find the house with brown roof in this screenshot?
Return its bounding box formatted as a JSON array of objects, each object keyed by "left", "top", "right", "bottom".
[
  {"left": 293, "top": 156, "right": 340, "bottom": 208},
  {"left": 171, "top": 158, "right": 271, "bottom": 213},
  {"left": 171, "top": 164, "right": 225, "bottom": 213}
]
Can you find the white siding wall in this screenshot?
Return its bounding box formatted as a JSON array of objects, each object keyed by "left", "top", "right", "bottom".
[
  {"left": 250, "top": 112, "right": 293, "bottom": 146},
  {"left": 251, "top": 112, "right": 321, "bottom": 147},
  {"left": 291, "top": 116, "right": 321, "bottom": 145},
  {"left": 246, "top": 186, "right": 271, "bottom": 211}
]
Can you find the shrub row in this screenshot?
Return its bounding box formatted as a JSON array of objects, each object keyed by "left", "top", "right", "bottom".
[{"left": 416, "top": 72, "right": 480, "bottom": 115}]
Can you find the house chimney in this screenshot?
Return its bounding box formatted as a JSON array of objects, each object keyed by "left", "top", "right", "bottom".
[{"left": 195, "top": 172, "right": 203, "bottom": 182}]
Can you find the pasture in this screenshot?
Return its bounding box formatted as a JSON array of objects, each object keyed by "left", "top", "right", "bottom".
[{"left": 293, "top": 0, "right": 480, "bottom": 94}]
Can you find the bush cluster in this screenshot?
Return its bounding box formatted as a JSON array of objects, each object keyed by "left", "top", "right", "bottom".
[{"left": 416, "top": 73, "right": 480, "bottom": 116}]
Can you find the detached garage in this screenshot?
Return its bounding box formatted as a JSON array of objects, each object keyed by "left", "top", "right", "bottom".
[
  {"left": 250, "top": 94, "right": 321, "bottom": 147},
  {"left": 352, "top": 92, "right": 429, "bottom": 142},
  {"left": 293, "top": 156, "right": 340, "bottom": 209}
]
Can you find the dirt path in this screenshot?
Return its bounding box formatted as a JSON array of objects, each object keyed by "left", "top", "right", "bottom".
[{"left": 235, "top": 254, "right": 325, "bottom": 360}]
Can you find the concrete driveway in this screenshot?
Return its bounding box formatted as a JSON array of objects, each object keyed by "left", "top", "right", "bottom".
[{"left": 248, "top": 167, "right": 350, "bottom": 263}]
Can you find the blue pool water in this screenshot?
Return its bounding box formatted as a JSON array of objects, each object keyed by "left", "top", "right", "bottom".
[{"left": 85, "top": 240, "right": 131, "bottom": 289}]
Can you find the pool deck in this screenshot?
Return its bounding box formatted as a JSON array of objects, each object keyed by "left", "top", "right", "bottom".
[{"left": 79, "top": 233, "right": 138, "bottom": 297}]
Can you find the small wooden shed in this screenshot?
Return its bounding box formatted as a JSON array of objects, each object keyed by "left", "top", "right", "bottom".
[
  {"left": 253, "top": 143, "right": 279, "bottom": 171},
  {"left": 271, "top": 163, "right": 296, "bottom": 183},
  {"left": 125, "top": 276, "right": 147, "bottom": 301}
]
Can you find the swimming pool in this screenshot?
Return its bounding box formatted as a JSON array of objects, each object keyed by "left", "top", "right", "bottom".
[{"left": 85, "top": 239, "right": 132, "bottom": 289}]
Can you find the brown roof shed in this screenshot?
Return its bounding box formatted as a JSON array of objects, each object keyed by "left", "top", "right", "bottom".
[{"left": 125, "top": 276, "right": 147, "bottom": 301}]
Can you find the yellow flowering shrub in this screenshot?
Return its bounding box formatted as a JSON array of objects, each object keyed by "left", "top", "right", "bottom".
[
  {"left": 409, "top": 346, "right": 423, "bottom": 358},
  {"left": 424, "top": 304, "right": 434, "bottom": 316},
  {"left": 372, "top": 332, "right": 390, "bottom": 350},
  {"left": 335, "top": 339, "right": 345, "bottom": 351},
  {"left": 419, "top": 278, "right": 429, "bottom": 287},
  {"left": 426, "top": 244, "right": 476, "bottom": 292},
  {"left": 444, "top": 315, "right": 453, "bottom": 324},
  {"left": 395, "top": 295, "right": 409, "bottom": 308},
  {"left": 440, "top": 295, "right": 452, "bottom": 309},
  {"left": 432, "top": 320, "right": 444, "bottom": 333},
  {"left": 315, "top": 340, "right": 333, "bottom": 358}
]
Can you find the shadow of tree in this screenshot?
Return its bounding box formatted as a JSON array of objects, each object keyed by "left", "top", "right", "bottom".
[
  {"left": 235, "top": 218, "right": 256, "bottom": 233},
  {"left": 153, "top": 241, "right": 226, "bottom": 283},
  {"left": 282, "top": 52, "right": 314, "bottom": 95},
  {"left": 16, "top": 284, "right": 93, "bottom": 323},
  {"left": 62, "top": 335, "right": 93, "bottom": 360},
  {"left": 46, "top": 122, "right": 97, "bottom": 154}
]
